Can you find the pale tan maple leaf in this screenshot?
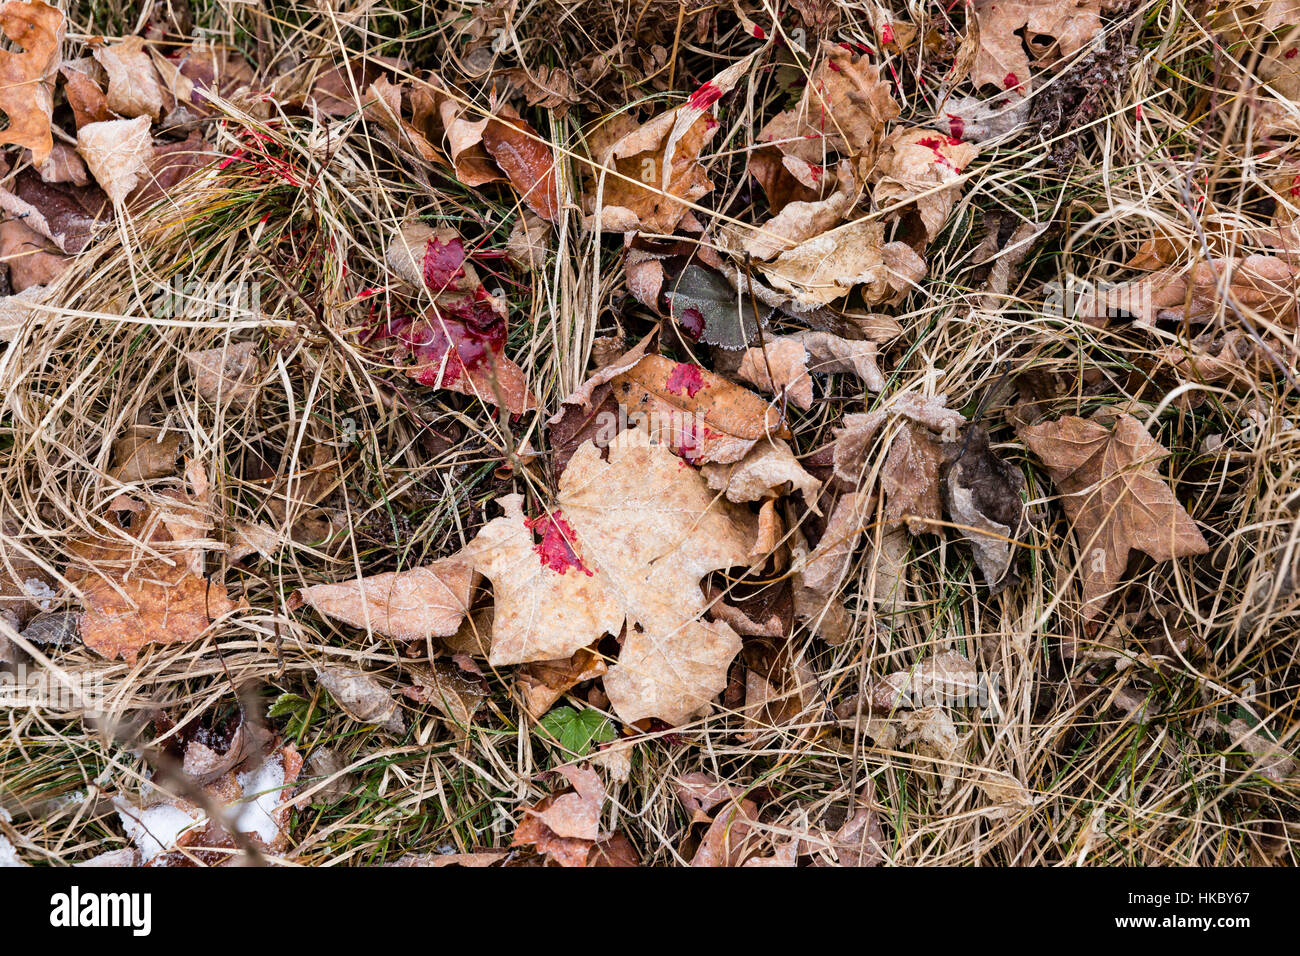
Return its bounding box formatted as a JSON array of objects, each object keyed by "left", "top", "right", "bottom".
[
  {"left": 93, "top": 35, "right": 165, "bottom": 120},
  {"left": 466, "top": 429, "right": 755, "bottom": 725},
  {"left": 871, "top": 127, "right": 980, "bottom": 241},
  {"left": 757, "top": 219, "right": 926, "bottom": 309},
  {"left": 971, "top": 0, "right": 1102, "bottom": 93},
  {"left": 1018, "top": 411, "right": 1209, "bottom": 620},
  {"left": 77, "top": 115, "right": 154, "bottom": 206}
]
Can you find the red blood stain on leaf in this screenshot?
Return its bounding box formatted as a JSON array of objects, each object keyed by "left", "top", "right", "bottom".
[
  {"left": 686, "top": 81, "right": 723, "bottom": 110},
  {"left": 423, "top": 236, "right": 468, "bottom": 291},
  {"left": 665, "top": 362, "right": 707, "bottom": 397},
  {"left": 526, "top": 511, "right": 592, "bottom": 575},
  {"left": 946, "top": 113, "right": 965, "bottom": 139},
  {"left": 677, "top": 307, "right": 705, "bottom": 339},
  {"left": 752, "top": 25, "right": 765, "bottom": 38},
  {"left": 1288, "top": 48, "right": 1297, "bottom": 59},
  {"left": 881, "top": 22, "right": 895, "bottom": 44},
  {"left": 1004, "top": 72, "right": 1020, "bottom": 90},
  {"left": 400, "top": 294, "right": 506, "bottom": 386}
]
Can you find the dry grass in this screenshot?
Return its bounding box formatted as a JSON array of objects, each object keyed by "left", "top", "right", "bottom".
[{"left": 0, "top": 0, "right": 1297, "bottom": 866}]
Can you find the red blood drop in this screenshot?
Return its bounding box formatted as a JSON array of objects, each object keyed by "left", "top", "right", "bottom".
[
  {"left": 1288, "top": 48, "right": 1298, "bottom": 59},
  {"left": 526, "top": 511, "right": 592, "bottom": 575},
  {"left": 423, "top": 237, "right": 467, "bottom": 291},
  {"left": 677, "top": 306, "right": 705, "bottom": 339},
  {"left": 404, "top": 297, "right": 505, "bottom": 386},
  {"left": 1003, "top": 72, "right": 1020, "bottom": 89},
  {"left": 664, "top": 362, "right": 707, "bottom": 397},
  {"left": 752, "top": 25, "right": 765, "bottom": 38},
  {"left": 881, "top": 22, "right": 894, "bottom": 44},
  {"left": 946, "top": 113, "right": 965, "bottom": 139}
]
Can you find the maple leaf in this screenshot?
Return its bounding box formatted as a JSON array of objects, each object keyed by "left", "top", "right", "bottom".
[
  {"left": 0, "top": 0, "right": 65, "bottom": 166},
  {"left": 756, "top": 219, "right": 927, "bottom": 310},
  {"left": 466, "top": 429, "right": 756, "bottom": 725},
  {"left": 513, "top": 765, "right": 637, "bottom": 866},
  {"left": 1018, "top": 411, "right": 1209, "bottom": 620},
  {"left": 77, "top": 115, "right": 154, "bottom": 206},
  {"left": 971, "top": 0, "right": 1102, "bottom": 93},
  {"left": 67, "top": 465, "right": 238, "bottom": 663},
  {"left": 93, "top": 35, "right": 165, "bottom": 120}
]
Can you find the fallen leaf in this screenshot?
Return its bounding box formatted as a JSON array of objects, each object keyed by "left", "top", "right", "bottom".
[
  {"left": 466, "top": 429, "right": 756, "bottom": 724},
  {"left": 481, "top": 104, "right": 560, "bottom": 221},
  {"left": 944, "top": 425, "right": 1027, "bottom": 591},
  {"left": 880, "top": 421, "right": 945, "bottom": 533},
  {"left": 67, "top": 473, "right": 236, "bottom": 662},
  {"left": 1018, "top": 411, "right": 1209, "bottom": 619},
  {"left": 790, "top": 330, "right": 885, "bottom": 391},
  {"left": 690, "top": 796, "right": 762, "bottom": 867},
  {"left": 77, "top": 115, "right": 154, "bottom": 206},
  {"left": 701, "top": 437, "right": 820, "bottom": 508},
  {"left": 609, "top": 353, "right": 789, "bottom": 465},
  {"left": 0, "top": 217, "right": 67, "bottom": 291},
  {"left": 296, "top": 558, "right": 474, "bottom": 641},
  {"left": 662, "top": 263, "right": 769, "bottom": 350},
  {"left": 505, "top": 209, "right": 551, "bottom": 269},
  {"left": 899, "top": 705, "right": 963, "bottom": 793},
  {"left": 60, "top": 60, "right": 112, "bottom": 129},
  {"left": 815, "top": 781, "right": 886, "bottom": 866},
  {"left": 0, "top": 0, "right": 65, "bottom": 165},
  {"left": 0, "top": 168, "right": 109, "bottom": 254},
  {"left": 512, "top": 764, "right": 609, "bottom": 866},
  {"left": 518, "top": 647, "right": 607, "bottom": 718},
  {"left": 93, "top": 35, "right": 164, "bottom": 120},
  {"left": 109, "top": 425, "right": 180, "bottom": 482},
  {"left": 314, "top": 664, "right": 406, "bottom": 733},
  {"left": 32, "top": 141, "right": 88, "bottom": 186},
  {"left": 939, "top": 92, "right": 1031, "bottom": 142},
  {"left": 871, "top": 127, "right": 979, "bottom": 242},
  {"left": 735, "top": 338, "right": 813, "bottom": 409},
  {"left": 833, "top": 391, "right": 966, "bottom": 483},
  {"left": 184, "top": 341, "right": 263, "bottom": 407},
  {"left": 971, "top": 0, "right": 1102, "bottom": 93},
  {"left": 757, "top": 219, "right": 927, "bottom": 309},
  {"left": 402, "top": 659, "right": 488, "bottom": 727},
  {"left": 869, "top": 650, "right": 981, "bottom": 711}
]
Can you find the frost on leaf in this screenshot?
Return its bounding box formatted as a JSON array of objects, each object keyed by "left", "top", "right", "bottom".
[
  {"left": 1018, "top": 411, "right": 1209, "bottom": 620},
  {"left": 467, "top": 429, "right": 756, "bottom": 725},
  {"left": 871, "top": 127, "right": 980, "bottom": 242},
  {"left": 757, "top": 219, "right": 926, "bottom": 310}
]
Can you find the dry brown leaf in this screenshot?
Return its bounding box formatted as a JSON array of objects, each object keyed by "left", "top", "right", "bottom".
[
  {"left": 93, "top": 35, "right": 164, "bottom": 120},
  {"left": 790, "top": 330, "right": 885, "bottom": 391},
  {"left": 517, "top": 647, "right": 607, "bottom": 717},
  {"left": 314, "top": 665, "right": 406, "bottom": 733},
  {"left": 609, "top": 353, "right": 789, "bottom": 465},
  {"left": 881, "top": 422, "right": 945, "bottom": 533},
  {"left": 505, "top": 209, "right": 551, "bottom": 270},
  {"left": 971, "top": 0, "right": 1102, "bottom": 92},
  {"left": 402, "top": 660, "right": 488, "bottom": 727},
  {"left": 871, "top": 127, "right": 980, "bottom": 241},
  {"left": 735, "top": 338, "right": 813, "bottom": 410},
  {"left": 0, "top": 168, "right": 109, "bottom": 254},
  {"left": 184, "top": 341, "right": 262, "bottom": 407},
  {"left": 0, "top": 217, "right": 67, "bottom": 291},
  {"left": 513, "top": 765, "right": 609, "bottom": 866},
  {"left": 68, "top": 475, "right": 236, "bottom": 663},
  {"left": 1076, "top": 254, "right": 1300, "bottom": 327},
  {"left": 296, "top": 558, "right": 474, "bottom": 642},
  {"left": 690, "top": 796, "right": 762, "bottom": 867},
  {"left": 33, "top": 142, "right": 88, "bottom": 186},
  {"left": 1018, "top": 411, "right": 1209, "bottom": 620},
  {"left": 0, "top": 0, "right": 65, "bottom": 166},
  {"left": 815, "top": 781, "right": 886, "bottom": 866},
  {"left": 61, "top": 60, "right": 112, "bottom": 129},
  {"left": 435, "top": 88, "right": 501, "bottom": 186},
  {"left": 735, "top": 162, "right": 857, "bottom": 260},
  {"left": 944, "top": 425, "right": 1028, "bottom": 591},
  {"left": 109, "top": 425, "right": 180, "bottom": 482},
  {"left": 870, "top": 650, "right": 980, "bottom": 711},
  {"left": 77, "top": 115, "right": 154, "bottom": 206},
  {"left": 466, "top": 429, "right": 755, "bottom": 725},
  {"left": 701, "top": 437, "right": 820, "bottom": 509},
  {"left": 833, "top": 391, "right": 966, "bottom": 483},
  {"left": 481, "top": 104, "right": 560, "bottom": 221},
  {"left": 757, "top": 219, "right": 927, "bottom": 309}
]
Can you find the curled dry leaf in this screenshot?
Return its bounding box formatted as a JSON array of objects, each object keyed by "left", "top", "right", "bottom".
[
  {"left": 93, "top": 35, "right": 164, "bottom": 120},
  {"left": 944, "top": 425, "right": 1028, "bottom": 592},
  {"left": 0, "top": 0, "right": 65, "bottom": 166},
  {"left": 518, "top": 646, "right": 607, "bottom": 717},
  {"left": 971, "top": 0, "right": 1102, "bottom": 93},
  {"left": 1075, "top": 254, "right": 1300, "bottom": 327},
  {"left": 77, "top": 115, "right": 154, "bottom": 206},
  {"left": 512, "top": 765, "right": 614, "bottom": 866},
  {"left": 0, "top": 168, "right": 109, "bottom": 254},
  {"left": 402, "top": 659, "right": 488, "bottom": 727},
  {"left": 1018, "top": 411, "right": 1209, "bottom": 620},
  {"left": 109, "top": 425, "right": 180, "bottom": 482},
  {"left": 609, "top": 353, "right": 789, "bottom": 465},
  {"left": 296, "top": 557, "right": 474, "bottom": 642},
  {"left": 61, "top": 59, "right": 112, "bottom": 129},
  {"left": 33, "top": 142, "right": 88, "bottom": 186},
  {"left": 757, "top": 219, "right": 927, "bottom": 310},
  {"left": 184, "top": 341, "right": 263, "bottom": 407},
  {"left": 792, "top": 330, "right": 885, "bottom": 391},
  {"left": 68, "top": 470, "right": 237, "bottom": 662},
  {"left": 465, "top": 429, "right": 756, "bottom": 725},
  {"left": 869, "top": 650, "right": 980, "bottom": 711},
  {"left": 0, "top": 217, "right": 67, "bottom": 291},
  {"left": 833, "top": 391, "right": 966, "bottom": 482},
  {"left": 505, "top": 209, "right": 551, "bottom": 270},
  {"left": 701, "top": 437, "right": 820, "bottom": 509},
  {"left": 735, "top": 162, "right": 858, "bottom": 260},
  {"left": 813, "top": 781, "right": 886, "bottom": 866},
  {"left": 871, "top": 127, "right": 979, "bottom": 241},
  {"left": 735, "top": 338, "right": 813, "bottom": 410},
  {"left": 314, "top": 664, "right": 406, "bottom": 733},
  {"left": 481, "top": 104, "right": 560, "bottom": 221}
]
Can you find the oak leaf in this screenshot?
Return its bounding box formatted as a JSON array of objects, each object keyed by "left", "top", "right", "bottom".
[
  {"left": 1018, "top": 411, "right": 1209, "bottom": 619},
  {"left": 0, "top": 0, "right": 64, "bottom": 166},
  {"left": 466, "top": 429, "right": 756, "bottom": 725}
]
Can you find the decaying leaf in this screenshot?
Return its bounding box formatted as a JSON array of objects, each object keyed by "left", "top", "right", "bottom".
[
  {"left": 481, "top": 104, "right": 560, "bottom": 221},
  {"left": 944, "top": 425, "right": 1027, "bottom": 592},
  {"left": 757, "top": 219, "right": 927, "bottom": 310},
  {"left": 184, "top": 341, "right": 263, "bottom": 407},
  {"left": 833, "top": 391, "right": 966, "bottom": 482},
  {"left": 971, "top": 0, "right": 1102, "bottom": 93},
  {"left": 0, "top": 0, "right": 65, "bottom": 166},
  {"left": 609, "top": 353, "right": 789, "bottom": 465},
  {"left": 77, "top": 115, "right": 154, "bottom": 206},
  {"left": 93, "top": 35, "right": 164, "bottom": 120},
  {"left": 0, "top": 217, "right": 67, "bottom": 291},
  {"left": 67, "top": 467, "right": 237, "bottom": 662},
  {"left": 1018, "top": 411, "right": 1209, "bottom": 619},
  {"left": 735, "top": 338, "right": 813, "bottom": 409},
  {"left": 871, "top": 127, "right": 979, "bottom": 241},
  {"left": 402, "top": 659, "right": 488, "bottom": 727},
  {"left": 466, "top": 429, "right": 756, "bottom": 724},
  {"left": 662, "top": 264, "right": 768, "bottom": 350},
  {"left": 296, "top": 558, "right": 474, "bottom": 642},
  {"left": 870, "top": 650, "right": 981, "bottom": 711},
  {"left": 109, "top": 425, "right": 181, "bottom": 482},
  {"left": 314, "top": 664, "right": 406, "bottom": 733},
  {"left": 517, "top": 646, "right": 607, "bottom": 717},
  {"left": 701, "top": 437, "right": 820, "bottom": 509},
  {"left": 513, "top": 765, "right": 623, "bottom": 866}
]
